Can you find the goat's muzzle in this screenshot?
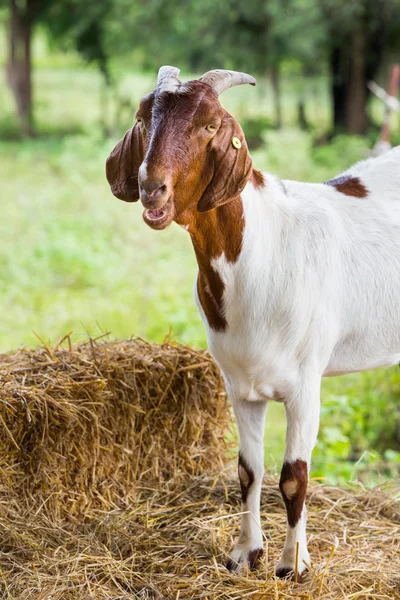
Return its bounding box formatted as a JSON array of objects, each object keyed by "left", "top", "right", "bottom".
[
  {"left": 141, "top": 195, "right": 174, "bottom": 229},
  {"left": 138, "top": 164, "right": 175, "bottom": 229},
  {"left": 140, "top": 182, "right": 168, "bottom": 206}
]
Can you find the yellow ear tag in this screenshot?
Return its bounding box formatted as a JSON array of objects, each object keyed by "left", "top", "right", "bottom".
[{"left": 232, "top": 136, "right": 241, "bottom": 149}]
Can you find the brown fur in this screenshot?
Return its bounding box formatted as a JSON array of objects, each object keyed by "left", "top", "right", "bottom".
[
  {"left": 325, "top": 175, "right": 368, "bottom": 198},
  {"left": 105, "top": 123, "right": 144, "bottom": 202},
  {"left": 196, "top": 114, "right": 253, "bottom": 213},
  {"left": 196, "top": 267, "right": 227, "bottom": 332},
  {"left": 179, "top": 197, "right": 245, "bottom": 332},
  {"left": 106, "top": 80, "right": 262, "bottom": 332},
  {"left": 251, "top": 169, "right": 265, "bottom": 190},
  {"left": 238, "top": 452, "right": 255, "bottom": 504},
  {"left": 279, "top": 459, "right": 308, "bottom": 528}
]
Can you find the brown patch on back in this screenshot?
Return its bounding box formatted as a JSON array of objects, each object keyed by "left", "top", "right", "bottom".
[
  {"left": 325, "top": 175, "right": 368, "bottom": 198},
  {"left": 279, "top": 460, "right": 308, "bottom": 528},
  {"left": 251, "top": 169, "right": 265, "bottom": 190},
  {"left": 238, "top": 452, "right": 255, "bottom": 504}
]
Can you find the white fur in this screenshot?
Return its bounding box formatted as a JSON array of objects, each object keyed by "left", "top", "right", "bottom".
[
  {"left": 276, "top": 507, "right": 310, "bottom": 575},
  {"left": 194, "top": 146, "right": 400, "bottom": 576},
  {"left": 229, "top": 398, "right": 267, "bottom": 571},
  {"left": 138, "top": 162, "right": 148, "bottom": 182}
]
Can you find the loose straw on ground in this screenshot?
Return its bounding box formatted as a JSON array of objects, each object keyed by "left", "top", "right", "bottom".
[{"left": 0, "top": 338, "right": 399, "bottom": 599}]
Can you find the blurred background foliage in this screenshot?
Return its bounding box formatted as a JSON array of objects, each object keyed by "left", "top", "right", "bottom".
[{"left": 0, "top": 0, "right": 400, "bottom": 486}]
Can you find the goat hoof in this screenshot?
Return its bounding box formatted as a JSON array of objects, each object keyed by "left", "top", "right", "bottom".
[
  {"left": 248, "top": 548, "right": 264, "bottom": 569},
  {"left": 275, "top": 566, "right": 306, "bottom": 583},
  {"left": 226, "top": 557, "right": 241, "bottom": 573},
  {"left": 227, "top": 547, "right": 264, "bottom": 573}
]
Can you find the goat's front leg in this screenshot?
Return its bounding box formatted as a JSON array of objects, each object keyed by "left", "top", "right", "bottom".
[
  {"left": 276, "top": 379, "right": 321, "bottom": 581},
  {"left": 227, "top": 398, "right": 267, "bottom": 572}
]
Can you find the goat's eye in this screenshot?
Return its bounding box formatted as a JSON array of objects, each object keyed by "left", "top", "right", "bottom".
[
  {"left": 136, "top": 117, "right": 143, "bottom": 125},
  {"left": 206, "top": 124, "right": 216, "bottom": 133}
]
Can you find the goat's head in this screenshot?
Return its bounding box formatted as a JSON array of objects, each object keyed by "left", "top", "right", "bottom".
[{"left": 106, "top": 66, "right": 256, "bottom": 230}]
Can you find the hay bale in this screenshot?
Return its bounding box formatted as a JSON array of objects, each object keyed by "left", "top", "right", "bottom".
[{"left": 0, "top": 338, "right": 230, "bottom": 518}]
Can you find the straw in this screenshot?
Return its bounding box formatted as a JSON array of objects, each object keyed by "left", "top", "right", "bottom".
[{"left": 0, "top": 338, "right": 399, "bottom": 599}]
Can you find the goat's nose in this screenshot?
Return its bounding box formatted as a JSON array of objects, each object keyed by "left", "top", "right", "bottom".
[
  {"left": 141, "top": 182, "right": 167, "bottom": 200},
  {"left": 138, "top": 165, "right": 167, "bottom": 202}
]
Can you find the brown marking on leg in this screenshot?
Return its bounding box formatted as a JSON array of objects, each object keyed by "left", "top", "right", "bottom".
[
  {"left": 279, "top": 459, "right": 308, "bottom": 528},
  {"left": 238, "top": 452, "right": 254, "bottom": 504},
  {"left": 325, "top": 175, "right": 368, "bottom": 198},
  {"left": 238, "top": 464, "right": 250, "bottom": 487},
  {"left": 282, "top": 478, "right": 299, "bottom": 499}
]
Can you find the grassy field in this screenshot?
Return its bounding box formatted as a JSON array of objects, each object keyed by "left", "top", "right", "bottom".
[{"left": 1, "top": 56, "right": 399, "bottom": 485}]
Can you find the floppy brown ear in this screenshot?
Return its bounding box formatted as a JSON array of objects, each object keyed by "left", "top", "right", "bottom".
[
  {"left": 197, "top": 113, "right": 252, "bottom": 213},
  {"left": 105, "top": 123, "right": 144, "bottom": 202}
]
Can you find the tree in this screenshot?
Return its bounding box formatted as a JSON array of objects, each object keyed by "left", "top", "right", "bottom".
[
  {"left": 4, "top": 0, "right": 113, "bottom": 137},
  {"left": 6, "top": 0, "right": 47, "bottom": 136},
  {"left": 321, "top": 0, "right": 400, "bottom": 134},
  {"left": 112, "top": 0, "right": 325, "bottom": 128}
]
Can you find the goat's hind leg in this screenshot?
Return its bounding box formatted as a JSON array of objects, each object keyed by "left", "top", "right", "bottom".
[{"left": 227, "top": 398, "right": 267, "bottom": 573}]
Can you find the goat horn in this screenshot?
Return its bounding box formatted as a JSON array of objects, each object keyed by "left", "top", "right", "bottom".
[
  {"left": 157, "top": 65, "right": 181, "bottom": 94},
  {"left": 199, "top": 69, "right": 256, "bottom": 95}
]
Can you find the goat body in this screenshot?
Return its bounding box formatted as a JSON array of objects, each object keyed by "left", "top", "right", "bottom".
[
  {"left": 203, "top": 148, "right": 400, "bottom": 403},
  {"left": 106, "top": 66, "right": 400, "bottom": 581},
  {"left": 195, "top": 149, "right": 400, "bottom": 575}
]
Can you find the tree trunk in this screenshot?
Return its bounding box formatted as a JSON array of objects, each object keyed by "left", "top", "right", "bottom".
[
  {"left": 270, "top": 65, "right": 282, "bottom": 129},
  {"left": 346, "top": 28, "right": 367, "bottom": 134},
  {"left": 297, "top": 98, "right": 308, "bottom": 130},
  {"left": 6, "top": 0, "right": 34, "bottom": 137},
  {"left": 329, "top": 32, "right": 368, "bottom": 136},
  {"left": 328, "top": 0, "right": 389, "bottom": 138},
  {"left": 330, "top": 45, "right": 348, "bottom": 133}
]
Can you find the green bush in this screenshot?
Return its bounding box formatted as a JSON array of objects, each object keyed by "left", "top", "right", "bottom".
[
  {"left": 311, "top": 134, "right": 369, "bottom": 172},
  {"left": 314, "top": 368, "right": 400, "bottom": 485},
  {"left": 241, "top": 115, "right": 275, "bottom": 150}
]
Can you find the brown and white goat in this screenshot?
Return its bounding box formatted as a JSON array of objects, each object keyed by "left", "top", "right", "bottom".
[{"left": 106, "top": 66, "right": 400, "bottom": 580}]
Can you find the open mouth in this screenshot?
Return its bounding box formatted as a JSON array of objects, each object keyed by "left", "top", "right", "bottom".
[
  {"left": 142, "top": 198, "right": 173, "bottom": 229},
  {"left": 145, "top": 207, "right": 167, "bottom": 221}
]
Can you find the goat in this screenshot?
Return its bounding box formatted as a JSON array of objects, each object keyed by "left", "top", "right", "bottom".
[{"left": 106, "top": 66, "right": 400, "bottom": 580}]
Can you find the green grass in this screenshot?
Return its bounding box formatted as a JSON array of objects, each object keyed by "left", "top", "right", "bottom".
[
  {"left": 0, "top": 134, "right": 204, "bottom": 350},
  {"left": 1, "top": 62, "right": 399, "bottom": 486}
]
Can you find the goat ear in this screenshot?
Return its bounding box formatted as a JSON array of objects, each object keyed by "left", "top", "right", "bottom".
[
  {"left": 197, "top": 114, "right": 252, "bottom": 213},
  {"left": 106, "top": 123, "right": 144, "bottom": 202}
]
